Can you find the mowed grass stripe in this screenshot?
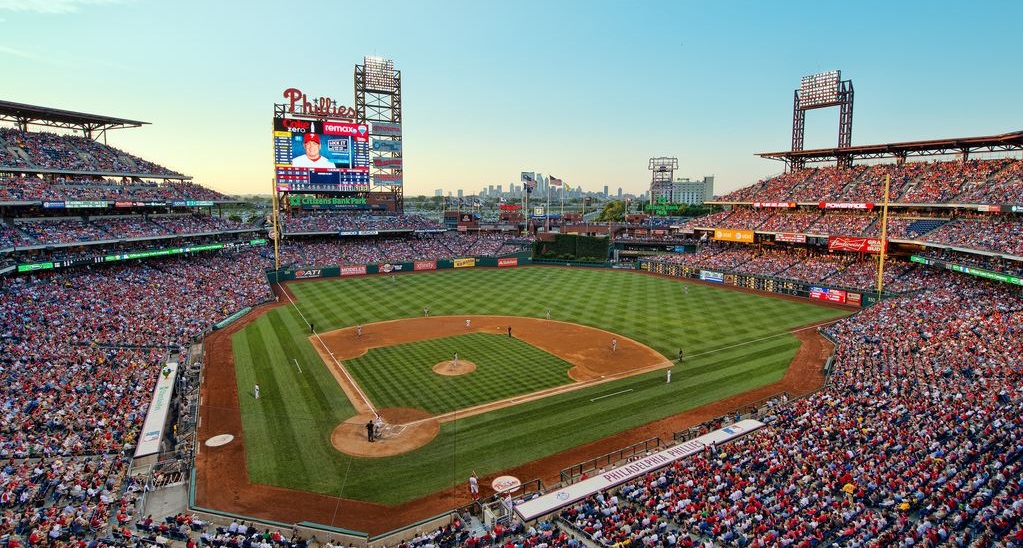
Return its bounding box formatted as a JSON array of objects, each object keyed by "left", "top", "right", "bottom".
[
  {"left": 234, "top": 267, "right": 849, "bottom": 503},
  {"left": 346, "top": 333, "right": 572, "bottom": 414}
]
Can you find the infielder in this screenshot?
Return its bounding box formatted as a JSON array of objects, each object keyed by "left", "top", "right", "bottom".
[
  {"left": 465, "top": 318, "right": 471, "bottom": 330},
  {"left": 611, "top": 338, "right": 617, "bottom": 352},
  {"left": 356, "top": 324, "right": 363, "bottom": 337}
]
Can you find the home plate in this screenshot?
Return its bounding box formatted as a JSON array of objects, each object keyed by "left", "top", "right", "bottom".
[{"left": 205, "top": 434, "right": 235, "bottom": 447}]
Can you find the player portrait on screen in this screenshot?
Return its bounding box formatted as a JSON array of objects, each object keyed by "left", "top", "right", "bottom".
[{"left": 292, "top": 133, "right": 336, "bottom": 168}]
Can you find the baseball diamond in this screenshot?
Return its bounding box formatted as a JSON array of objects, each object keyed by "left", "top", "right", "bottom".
[{"left": 196, "top": 266, "right": 849, "bottom": 533}]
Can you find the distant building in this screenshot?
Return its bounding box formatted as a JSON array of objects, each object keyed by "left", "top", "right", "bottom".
[
  {"left": 434, "top": 189, "right": 443, "bottom": 197},
  {"left": 651, "top": 176, "right": 715, "bottom": 205}
]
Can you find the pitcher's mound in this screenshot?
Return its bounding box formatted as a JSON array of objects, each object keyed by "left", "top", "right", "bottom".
[
  {"left": 433, "top": 360, "right": 477, "bottom": 376},
  {"left": 332, "top": 408, "right": 440, "bottom": 457}
]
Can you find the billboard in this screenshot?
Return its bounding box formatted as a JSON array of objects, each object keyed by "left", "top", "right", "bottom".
[
  {"left": 753, "top": 202, "right": 796, "bottom": 208},
  {"left": 371, "top": 121, "right": 402, "bottom": 136},
  {"left": 373, "top": 157, "right": 403, "bottom": 168},
  {"left": 819, "top": 202, "right": 874, "bottom": 210},
  {"left": 414, "top": 261, "right": 437, "bottom": 271},
  {"left": 339, "top": 265, "right": 368, "bottom": 276},
  {"left": 372, "top": 140, "right": 402, "bottom": 153},
  {"left": 699, "top": 270, "right": 724, "bottom": 283},
  {"left": 497, "top": 257, "right": 519, "bottom": 267},
  {"left": 810, "top": 286, "right": 848, "bottom": 304},
  {"left": 713, "top": 228, "right": 754, "bottom": 243},
  {"left": 775, "top": 232, "right": 807, "bottom": 244},
  {"left": 828, "top": 236, "right": 885, "bottom": 253},
  {"left": 274, "top": 117, "right": 369, "bottom": 188},
  {"left": 454, "top": 258, "right": 476, "bottom": 268}
]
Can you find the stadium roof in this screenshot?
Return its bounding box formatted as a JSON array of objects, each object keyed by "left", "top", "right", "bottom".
[
  {"left": 0, "top": 100, "right": 148, "bottom": 134},
  {"left": 758, "top": 130, "right": 1023, "bottom": 164}
]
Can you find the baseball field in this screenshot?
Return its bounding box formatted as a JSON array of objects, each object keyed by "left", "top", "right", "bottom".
[{"left": 209, "top": 267, "right": 848, "bottom": 514}]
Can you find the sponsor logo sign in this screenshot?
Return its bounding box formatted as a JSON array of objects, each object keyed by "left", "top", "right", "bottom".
[
  {"left": 828, "top": 236, "right": 885, "bottom": 253},
  {"left": 497, "top": 257, "right": 518, "bottom": 267},
  {"left": 294, "top": 269, "right": 322, "bottom": 279},
  {"left": 499, "top": 204, "right": 522, "bottom": 211},
  {"left": 699, "top": 270, "right": 724, "bottom": 283},
  {"left": 713, "top": 228, "right": 754, "bottom": 243},
  {"left": 753, "top": 202, "right": 796, "bottom": 208},
  {"left": 453, "top": 258, "right": 476, "bottom": 268},
  {"left": 977, "top": 204, "right": 1001, "bottom": 213},
  {"left": 379, "top": 263, "right": 404, "bottom": 273},
  {"left": 492, "top": 476, "right": 522, "bottom": 493},
  {"left": 819, "top": 202, "right": 874, "bottom": 210},
  {"left": 339, "top": 265, "right": 367, "bottom": 276},
  {"left": 847, "top": 292, "right": 862, "bottom": 306},
  {"left": 370, "top": 122, "right": 402, "bottom": 136},
  {"left": 775, "top": 232, "right": 807, "bottom": 243},
  {"left": 810, "top": 286, "right": 848, "bottom": 303},
  {"left": 372, "top": 140, "right": 402, "bottom": 153},
  {"left": 373, "top": 157, "right": 403, "bottom": 168},
  {"left": 414, "top": 260, "right": 437, "bottom": 271}
]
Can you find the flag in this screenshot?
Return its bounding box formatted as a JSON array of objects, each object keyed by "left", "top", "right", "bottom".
[
  {"left": 549, "top": 175, "right": 562, "bottom": 187},
  {"left": 564, "top": 182, "right": 571, "bottom": 191}
]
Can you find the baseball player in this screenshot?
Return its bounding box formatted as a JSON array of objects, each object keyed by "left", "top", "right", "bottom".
[
  {"left": 611, "top": 338, "right": 617, "bottom": 352},
  {"left": 469, "top": 472, "right": 479, "bottom": 498},
  {"left": 465, "top": 318, "right": 471, "bottom": 330},
  {"left": 545, "top": 309, "right": 551, "bottom": 320},
  {"left": 357, "top": 324, "right": 362, "bottom": 337},
  {"left": 253, "top": 384, "right": 260, "bottom": 399},
  {"left": 291, "top": 133, "right": 335, "bottom": 168},
  {"left": 666, "top": 369, "right": 672, "bottom": 383},
  {"left": 678, "top": 348, "right": 684, "bottom": 362}
]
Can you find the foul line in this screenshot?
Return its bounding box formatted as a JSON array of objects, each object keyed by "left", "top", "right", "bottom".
[
  {"left": 682, "top": 319, "right": 842, "bottom": 361},
  {"left": 292, "top": 358, "right": 302, "bottom": 374},
  {"left": 590, "top": 389, "right": 633, "bottom": 402},
  {"left": 277, "top": 282, "right": 376, "bottom": 415}
]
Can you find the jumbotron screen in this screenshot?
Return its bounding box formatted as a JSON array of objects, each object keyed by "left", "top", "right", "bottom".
[{"left": 273, "top": 117, "right": 370, "bottom": 192}]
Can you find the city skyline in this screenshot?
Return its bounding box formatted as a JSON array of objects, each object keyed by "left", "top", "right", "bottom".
[{"left": 2, "top": 0, "right": 1022, "bottom": 198}]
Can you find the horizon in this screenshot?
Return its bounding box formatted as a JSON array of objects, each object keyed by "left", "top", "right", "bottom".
[{"left": 2, "top": 0, "right": 1022, "bottom": 198}]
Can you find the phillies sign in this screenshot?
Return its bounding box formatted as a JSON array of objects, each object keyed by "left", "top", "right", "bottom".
[
  {"left": 282, "top": 88, "right": 357, "bottom": 120},
  {"left": 828, "top": 236, "right": 886, "bottom": 253}
]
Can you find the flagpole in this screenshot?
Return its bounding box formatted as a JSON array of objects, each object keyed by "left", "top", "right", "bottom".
[{"left": 546, "top": 176, "right": 551, "bottom": 233}]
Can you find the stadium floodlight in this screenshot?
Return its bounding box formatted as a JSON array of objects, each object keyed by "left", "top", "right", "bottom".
[
  {"left": 364, "top": 56, "right": 397, "bottom": 93},
  {"left": 799, "top": 70, "right": 841, "bottom": 109}
]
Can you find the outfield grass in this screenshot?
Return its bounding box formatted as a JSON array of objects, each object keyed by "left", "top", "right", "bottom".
[
  {"left": 231, "top": 267, "right": 848, "bottom": 504},
  {"left": 346, "top": 333, "right": 573, "bottom": 414}
]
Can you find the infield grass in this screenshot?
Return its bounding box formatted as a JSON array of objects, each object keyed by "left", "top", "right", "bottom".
[{"left": 231, "top": 267, "right": 849, "bottom": 504}]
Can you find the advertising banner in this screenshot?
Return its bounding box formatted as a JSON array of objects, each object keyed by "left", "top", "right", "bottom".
[
  {"left": 372, "top": 157, "right": 403, "bottom": 168},
  {"left": 339, "top": 265, "right": 367, "bottom": 276},
  {"left": 819, "top": 202, "right": 874, "bottom": 210},
  {"left": 699, "top": 270, "right": 724, "bottom": 283},
  {"left": 810, "top": 286, "right": 848, "bottom": 303},
  {"left": 135, "top": 362, "right": 177, "bottom": 458},
  {"left": 497, "top": 257, "right": 518, "bottom": 267},
  {"left": 847, "top": 292, "right": 862, "bottom": 306},
  {"left": 43, "top": 201, "right": 65, "bottom": 209},
  {"left": 753, "top": 202, "right": 796, "bottom": 208},
  {"left": 775, "top": 232, "right": 807, "bottom": 243},
  {"left": 378, "top": 263, "right": 404, "bottom": 273},
  {"left": 713, "top": 228, "right": 754, "bottom": 243},
  {"left": 294, "top": 269, "right": 324, "bottom": 279},
  {"left": 372, "top": 140, "right": 402, "bottom": 153},
  {"left": 977, "top": 205, "right": 1001, "bottom": 213},
  {"left": 453, "top": 258, "right": 476, "bottom": 268},
  {"left": 374, "top": 173, "right": 403, "bottom": 185},
  {"left": 828, "top": 236, "right": 885, "bottom": 253},
  {"left": 515, "top": 420, "right": 766, "bottom": 522},
  {"left": 499, "top": 204, "right": 522, "bottom": 211},
  {"left": 370, "top": 122, "right": 402, "bottom": 136},
  {"left": 414, "top": 260, "right": 437, "bottom": 271}
]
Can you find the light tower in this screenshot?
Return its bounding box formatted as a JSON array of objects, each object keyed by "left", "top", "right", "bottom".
[
  {"left": 648, "top": 157, "right": 678, "bottom": 205},
  {"left": 355, "top": 56, "right": 404, "bottom": 212},
  {"left": 791, "top": 70, "right": 854, "bottom": 170}
]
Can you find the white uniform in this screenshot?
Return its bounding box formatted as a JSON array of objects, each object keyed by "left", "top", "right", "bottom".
[
  {"left": 291, "top": 154, "right": 335, "bottom": 168},
  {"left": 253, "top": 384, "right": 260, "bottom": 399}
]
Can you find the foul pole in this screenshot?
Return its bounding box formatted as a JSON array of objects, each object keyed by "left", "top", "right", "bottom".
[{"left": 875, "top": 174, "right": 891, "bottom": 297}]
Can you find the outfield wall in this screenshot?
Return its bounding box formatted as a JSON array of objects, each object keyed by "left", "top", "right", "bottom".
[{"left": 638, "top": 259, "right": 896, "bottom": 307}]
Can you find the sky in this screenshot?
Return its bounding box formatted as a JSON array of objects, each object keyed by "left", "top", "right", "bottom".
[{"left": 2, "top": 0, "right": 1022, "bottom": 198}]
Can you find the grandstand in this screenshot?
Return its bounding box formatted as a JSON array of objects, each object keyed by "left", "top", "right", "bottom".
[{"left": 2, "top": 87, "right": 1022, "bottom": 548}]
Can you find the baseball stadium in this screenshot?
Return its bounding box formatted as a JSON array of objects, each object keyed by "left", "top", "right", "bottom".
[{"left": 3, "top": 46, "right": 1023, "bottom": 548}]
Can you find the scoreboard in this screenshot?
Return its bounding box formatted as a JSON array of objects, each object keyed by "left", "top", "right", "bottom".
[{"left": 273, "top": 117, "right": 370, "bottom": 192}]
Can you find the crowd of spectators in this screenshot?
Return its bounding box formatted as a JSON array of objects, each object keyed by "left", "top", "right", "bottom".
[
  {"left": 2, "top": 214, "right": 254, "bottom": 247},
  {"left": 282, "top": 212, "right": 445, "bottom": 233},
  {"left": 0, "top": 175, "right": 229, "bottom": 202},
  {"left": 920, "top": 217, "right": 1023, "bottom": 257},
  {"left": 277, "top": 233, "right": 527, "bottom": 267},
  {"left": 0, "top": 128, "right": 181, "bottom": 176},
  {"left": 713, "top": 157, "right": 1023, "bottom": 205},
  {"left": 550, "top": 270, "right": 1022, "bottom": 546}
]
